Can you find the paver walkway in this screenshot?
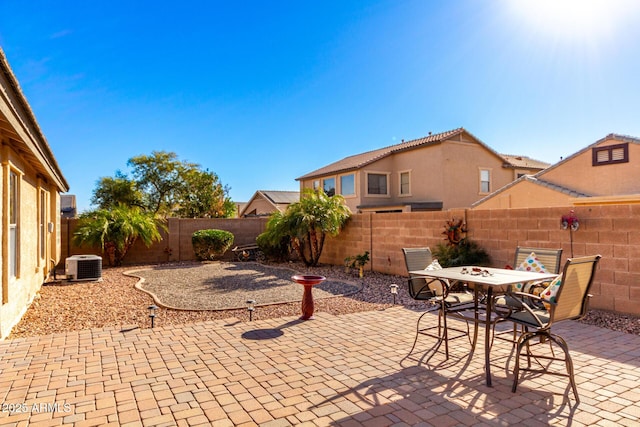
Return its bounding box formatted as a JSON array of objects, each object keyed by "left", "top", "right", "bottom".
[{"left": 0, "top": 306, "right": 639, "bottom": 426}]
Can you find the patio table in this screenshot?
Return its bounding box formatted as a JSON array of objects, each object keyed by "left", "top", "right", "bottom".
[{"left": 409, "top": 266, "right": 558, "bottom": 386}]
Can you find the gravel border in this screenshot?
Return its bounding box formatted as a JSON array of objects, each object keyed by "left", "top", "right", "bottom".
[
  {"left": 128, "top": 262, "right": 362, "bottom": 310},
  {"left": 7, "top": 261, "right": 640, "bottom": 339}
]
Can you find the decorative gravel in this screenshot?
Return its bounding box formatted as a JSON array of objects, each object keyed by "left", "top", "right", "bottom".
[
  {"left": 129, "top": 262, "right": 362, "bottom": 310},
  {"left": 7, "top": 260, "right": 640, "bottom": 339}
]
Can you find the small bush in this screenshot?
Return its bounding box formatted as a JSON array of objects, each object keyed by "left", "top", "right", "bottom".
[
  {"left": 192, "top": 229, "right": 234, "bottom": 261},
  {"left": 256, "top": 233, "right": 292, "bottom": 262},
  {"left": 432, "top": 240, "right": 491, "bottom": 267}
]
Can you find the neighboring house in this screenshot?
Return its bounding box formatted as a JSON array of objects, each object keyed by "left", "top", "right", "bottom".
[
  {"left": 61, "top": 194, "right": 77, "bottom": 218},
  {"left": 240, "top": 190, "right": 300, "bottom": 217},
  {"left": 473, "top": 133, "right": 640, "bottom": 209},
  {"left": 0, "top": 49, "right": 69, "bottom": 339},
  {"left": 296, "top": 128, "right": 548, "bottom": 213}
]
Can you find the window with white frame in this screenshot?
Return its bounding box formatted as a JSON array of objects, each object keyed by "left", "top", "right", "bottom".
[
  {"left": 367, "top": 173, "right": 388, "bottom": 195},
  {"left": 312, "top": 180, "right": 320, "bottom": 191},
  {"left": 480, "top": 169, "right": 491, "bottom": 193},
  {"left": 340, "top": 174, "right": 355, "bottom": 196},
  {"left": 323, "top": 177, "right": 335, "bottom": 196},
  {"left": 9, "top": 171, "right": 19, "bottom": 280},
  {"left": 399, "top": 171, "right": 411, "bottom": 196},
  {"left": 40, "top": 190, "right": 46, "bottom": 260}
]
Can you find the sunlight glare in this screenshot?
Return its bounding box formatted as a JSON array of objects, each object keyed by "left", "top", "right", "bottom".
[{"left": 506, "top": 0, "right": 639, "bottom": 44}]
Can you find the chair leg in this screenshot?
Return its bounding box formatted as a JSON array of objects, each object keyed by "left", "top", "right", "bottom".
[
  {"left": 551, "top": 334, "right": 580, "bottom": 403},
  {"left": 512, "top": 331, "right": 535, "bottom": 393},
  {"left": 441, "top": 301, "right": 449, "bottom": 359},
  {"left": 408, "top": 310, "right": 431, "bottom": 357}
]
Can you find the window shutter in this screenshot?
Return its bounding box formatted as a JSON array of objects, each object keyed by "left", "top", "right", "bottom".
[{"left": 611, "top": 148, "right": 625, "bottom": 161}]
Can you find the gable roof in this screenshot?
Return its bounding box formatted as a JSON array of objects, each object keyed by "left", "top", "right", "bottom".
[
  {"left": 0, "top": 48, "right": 69, "bottom": 191},
  {"left": 297, "top": 128, "right": 467, "bottom": 180},
  {"left": 471, "top": 133, "right": 640, "bottom": 208},
  {"left": 239, "top": 190, "right": 299, "bottom": 217},
  {"left": 296, "top": 127, "right": 540, "bottom": 180},
  {"left": 501, "top": 154, "right": 549, "bottom": 170},
  {"left": 471, "top": 175, "right": 591, "bottom": 208},
  {"left": 537, "top": 133, "right": 640, "bottom": 178},
  {"left": 259, "top": 190, "right": 300, "bottom": 204}
]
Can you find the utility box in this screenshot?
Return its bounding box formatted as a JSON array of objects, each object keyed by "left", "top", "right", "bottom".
[{"left": 65, "top": 255, "right": 102, "bottom": 281}]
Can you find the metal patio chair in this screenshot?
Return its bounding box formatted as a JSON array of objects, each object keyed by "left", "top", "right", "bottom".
[
  {"left": 492, "top": 247, "right": 563, "bottom": 344},
  {"left": 502, "top": 254, "right": 601, "bottom": 402},
  {"left": 402, "top": 247, "right": 475, "bottom": 359}
]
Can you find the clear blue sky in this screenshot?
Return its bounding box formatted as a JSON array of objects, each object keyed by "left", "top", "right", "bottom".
[{"left": 2, "top": 0, "right": 639, "bottom": 213}]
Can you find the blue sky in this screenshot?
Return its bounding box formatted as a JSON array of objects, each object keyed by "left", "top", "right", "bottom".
[{"left": 1, "top": 0, "right": 640, "bottom": 213}]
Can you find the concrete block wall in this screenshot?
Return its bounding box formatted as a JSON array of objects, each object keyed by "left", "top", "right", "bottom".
[
  {"left": 61, "top": 204, "right": 640, "bottom": 316},
  {"left": 319, "top": 204, "right": 640, "bottom": 317},
  {"left": 61, "top": 217, "right": 268, "bottom": 266}
]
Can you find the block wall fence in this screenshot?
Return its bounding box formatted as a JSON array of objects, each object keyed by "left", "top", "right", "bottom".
[{"left": 61, "top": 204, "right": 640, "bottom": 316}]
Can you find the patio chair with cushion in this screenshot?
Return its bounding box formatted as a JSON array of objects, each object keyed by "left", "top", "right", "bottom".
[
  {"left": 402, "top": 247, "right": 475, "bottom": 360},
  {"left": 502, "top": 254, "right": 601, "bottom": 402},
  {"left": 492, "top": 247, "right": 563, "bottom": 345}
]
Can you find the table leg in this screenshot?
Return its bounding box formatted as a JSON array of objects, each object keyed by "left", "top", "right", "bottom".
[{"left": 485, "top": 287, "right": 493, "bottom": 387}]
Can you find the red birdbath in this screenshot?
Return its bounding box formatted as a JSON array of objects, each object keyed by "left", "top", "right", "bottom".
[{"left": 292, "top": 275, "right": 326, "bottom": 320}]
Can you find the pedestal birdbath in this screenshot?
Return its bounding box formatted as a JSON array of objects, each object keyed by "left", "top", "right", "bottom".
[{"left": 291, "top": 275, "right": 326, "bottom": 320}]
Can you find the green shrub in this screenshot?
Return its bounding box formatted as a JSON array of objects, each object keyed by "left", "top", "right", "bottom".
[
  {"left": 192, "top": 229, "right": 234, "bottom": 261},
  {"left": 432, "top": 240, "right": 491, "bottom": 267},
  {"left": 256, "top": 232, "right": 292, "bottom": 262}
]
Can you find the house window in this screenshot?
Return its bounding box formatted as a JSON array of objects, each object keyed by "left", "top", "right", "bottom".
[
  {"left": 593, "top": 143, "right": 628, "bottom": 166},
  {"left": 340, "top": 174, "right": 355, "bottom": 196},
  {"left": 312, "top": 180, "right": 320, "bottom": 191},
  {"left": 399, "top": 171, "right": 411, "bottom": 195},
  {"left": 367, "top": 173, "right": 388, "bottom": 195},
  {"left": 40, "top": 190, "right": 46, "bottom": 260},
  {"left": 480, "top": 169, "right": 491, "bottom": 193},
  {"left": 323, "top": 177, "right": 335, "bottom": 196},
  {"left": 9, "top": 171, "right": 19, "bottom": 280}
]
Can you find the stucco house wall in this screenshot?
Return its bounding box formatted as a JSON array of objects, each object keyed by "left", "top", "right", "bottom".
[
  {"left": 0, "top": 49, "right": 69, "bottom": 339},
  {"left": 540, "top": 135, "right": 640, "bottom": 196},
  {"left": 298, "top": 128, "right": 547, "bottom": 213},
  {"left": 472, "top": 179, "right": 579, "bottom": 209},
  {"left": 473, "top": 134, "right": 640, "bottom": 210}
]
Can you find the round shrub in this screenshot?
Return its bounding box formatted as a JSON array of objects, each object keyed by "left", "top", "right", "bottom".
[{"left": 192, "top": 229, "right": 234, "bottom": 261}]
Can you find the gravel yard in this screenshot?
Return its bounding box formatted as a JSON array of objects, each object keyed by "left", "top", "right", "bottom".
[{"left": 8, "top": 261, "right": 640, "bottom": 339}]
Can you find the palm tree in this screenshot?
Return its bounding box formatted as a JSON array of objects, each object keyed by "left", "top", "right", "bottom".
[
  {"left": 259, "top": 189, "right": 351, "bottom": 266},
  {"left": 73, "top": 204, "right": 165, "bottom": 266}
]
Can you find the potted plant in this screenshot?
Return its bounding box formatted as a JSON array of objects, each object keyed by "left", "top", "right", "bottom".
[{"left": 344, "top": 251, "right": 370, "bottom": 277}]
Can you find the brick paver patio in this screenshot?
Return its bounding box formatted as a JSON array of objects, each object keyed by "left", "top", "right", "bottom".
[{"left": 1, "top": 306, "right": 639, "bottom": 426}]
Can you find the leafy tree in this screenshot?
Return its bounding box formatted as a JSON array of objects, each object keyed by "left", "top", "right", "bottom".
[
  {"left": 91, "top": 171, "right": 144, "bottom": 210},
  {"left": 176, "top": 168, "right": 236, "bottom": 218},
  {"left": 91, "top": 151, "right": 234, "bottom": 218},
  {"left": 258, "top": 189, "right": 351, "bottom": 266},
  {"left": 73, "top": 205, "right": 165, "bottom": 266},
  {"left": 128, "top": 151, "right": 191, "bottom": 216}
]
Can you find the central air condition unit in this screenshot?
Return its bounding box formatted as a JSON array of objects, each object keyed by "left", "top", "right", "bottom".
[{"left": 65, "top": 255, "right": 102, "bottom": 281}]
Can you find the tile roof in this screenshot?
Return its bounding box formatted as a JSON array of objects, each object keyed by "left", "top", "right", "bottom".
[
  {"left": 0, "top": 48, "right": 69, "bottom": 191},
  {"left": 537, "top": 133, "right": 640, "bottom": 178},
  {"left": 471, "top": 175, "right": 591, "bottom": 208},
  {"left": 296, "top": 127, "right": 545, "bottom": 180},
  {"left": 260, "top": 190, "right": 300, "bottom": 204},
  {"left": 297, "top": 128, "right": 467, "bottom": 180},
  {"left": 500, "top": 154, "right": 550, "bottom": 170}
]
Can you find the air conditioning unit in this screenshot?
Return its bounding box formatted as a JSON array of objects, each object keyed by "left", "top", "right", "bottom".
[{"left": 65, "top": 255, "right": 102, "bottom": 281}]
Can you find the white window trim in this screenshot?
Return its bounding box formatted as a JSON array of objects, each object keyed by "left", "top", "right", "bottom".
[
  {"left": 398, "top": 170, "right": 412, "bottom": 197},
  {"left": 479, "top": 168, "right": 491, "bottom": 195},
  {"left": 7, "top": 167, "right": 21, "bottom": 289},
  {"left": 365, "top": 171, "right": 391, "bottom": 197},
  {"left": 322, "top": 176, "right": 336, "bottom": 196},
  {"left": 338, "top": 173, "right": 356, "bottom": 198}
]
